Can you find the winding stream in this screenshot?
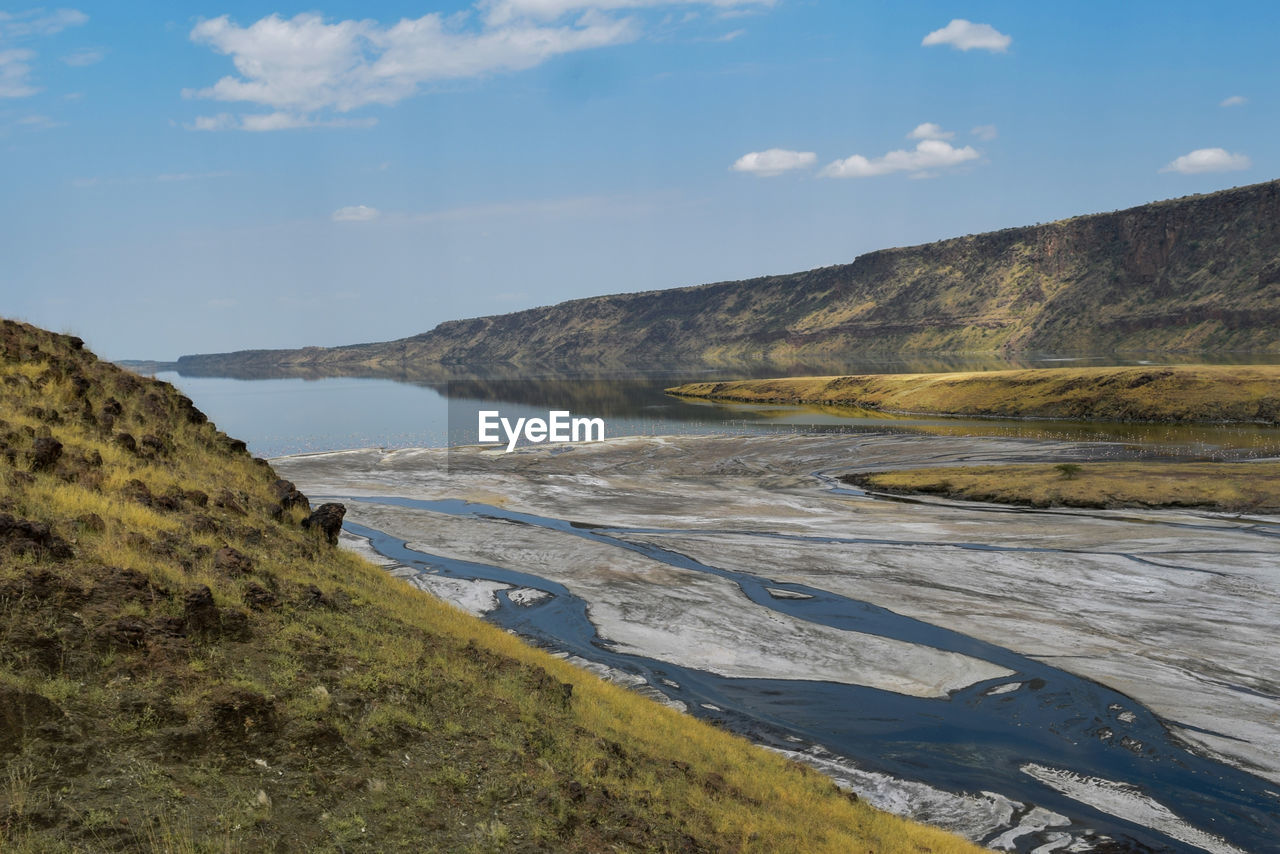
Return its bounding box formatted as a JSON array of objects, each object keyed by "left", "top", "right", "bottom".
[{"left": 335, "top": 486, "right": 1280, "bottom": 854}]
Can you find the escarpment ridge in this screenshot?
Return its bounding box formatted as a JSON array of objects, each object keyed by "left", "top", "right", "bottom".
[{"left": 176, "top": 179, "right": 1280, "bottom": 375}]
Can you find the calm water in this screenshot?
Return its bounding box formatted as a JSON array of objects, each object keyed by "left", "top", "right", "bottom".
[
  {"left": 162, "top": 357, "right": 1280, "bottom": 852},
  {"left": 156, "top": 353, "right": 1280, "bottom": 459}
]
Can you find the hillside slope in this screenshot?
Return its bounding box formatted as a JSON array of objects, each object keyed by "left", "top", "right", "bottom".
[
  {"left": 177, "top": 180, "right": 1280, "bottom": 376},
  {"left": 0, "top": 318, "right": 983, "bottom": 852}
]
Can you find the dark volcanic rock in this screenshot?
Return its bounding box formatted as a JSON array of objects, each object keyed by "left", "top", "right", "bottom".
[
  {"left": 242, "top": 582, "right": 279, "bottom": 610},
  {"left": 140, "top": 434, "right": 169, "bottom": 457},
  {"left": 208, "top": 686, "right": 276, "bottom": 738},
  {"left": 0, "top": 513, "right": 73, "bottom": 560},
  {"left": 183, "top": 585, "right": 220, "bottom": 635},
  {"left": 29, "top": 436, "right": 63, "bottom": 472},
  {"left": 303, "top": 502, "right": 346, "bottom": 545},
  {"left": 0, "top": 687, "right": 64, "bottom": 753},
  {"left": 122, "top": 478, "right": 152, "bottom": 506},
  {"left": 271, "top": 478, "right": 310, "bottom": 515},
  {"left": 213, "top": 546, "right": 253, "bottom": 575},
  {"left": 74, "top": 513, "right": 105, "bottom": 533}
]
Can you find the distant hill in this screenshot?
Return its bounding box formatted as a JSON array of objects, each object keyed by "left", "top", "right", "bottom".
[{"left": 177, "top": 180, "right": 1280, "bottom": 376}]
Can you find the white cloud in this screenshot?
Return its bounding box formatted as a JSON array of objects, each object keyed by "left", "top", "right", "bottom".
[
  {"left": 922, "top": 19, "right": 1011, "bottom": 53},
  {"left": 61, "top": 48, "right": 103, "bottom": 67},
  {"left": 971, "top": 124, "right": 998, "bottom": 140},
  {"left": 1220, "top": 95, "right": 1247, "bottom": 108},
  {"left": 188, "top": 111, "right": 377, "bottom": 132},
  {"left": 0, "top": 48, "right": 37, "bottom": 98},
  {"left": 0, "top": 9, "right": 88, "bottom": 39},
  {"left": 821, "top": 138, "right": 980, "bottom": 179},
  {"left": 185, "top": 3, "right": 773, "bottom": 130},
  {"left": 480, "top": 0, "right": 773, "bottom": 26},
  {"left": 332, "top": 205, "right": 381, "bottom": 222},
  {"left": 189, "top": 113, "right": 236, "bottom": 132},
  {"left": 15, "top": 113, "right": 60, "bottom": 129},
  {"left": 1160, "top": 148, "right": 1251, "bottom": 174},
  {"left": 71, "top": 170, "right": 235, "bottom": 188},
  {"left": 731, "top": 148, "right": 816, "bottom": 176},
  {"left": 0, "top": 8, "right": 88, "bottom": 98},
  {"left": 185, "top": 10, "right": 636, "bottom": 119},
  {"left": 907, "top": 122, "right": 953, "bottom": 141}
]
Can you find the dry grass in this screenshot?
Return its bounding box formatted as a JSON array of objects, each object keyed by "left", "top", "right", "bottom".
[
  {"left": 668, "top": 364, "right": 1280, "bottom": 424},
  {"left": 850, "top": 461, "right": 1280, "bottom": 511},
  {"left": 0, "top": 317, "right": 985, "bottom": 852}
]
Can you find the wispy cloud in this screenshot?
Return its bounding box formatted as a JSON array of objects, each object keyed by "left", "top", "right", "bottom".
[
  {"left": 907, "top": 122, "right": 953, "bottom": 141},
  {"left": 188, "top": 111, "right": 377, "bottom": 132},
  {"left": 184, "top": 2, "right": 774, "bottom": 130},
  {"left": 1219, "top": 95, "right": 1247, "bottom": 108},
  {"left": 731, "top": 148, "right": 816, "bottom": 176},
  {"left": 971, "top": 124, "right": 998, "bottom": 141},
  {"left": 14, "top": 112, "right": 60, "bottom": 129},
  {"left": 332, "top": 205, "right": 381, "bottom": 222},
  {"left": 480, "top": 1, "right": 773, "bottom": 26},
  {"left": 71, "top": 171, "right": 236, "bottom": 188},
  {"left": 0, "top": 8, "right": 88, "bottom": 98},
  {"left": 922, "top": 19, "right": 1011, "bottom": 53},
  {"left": 822, "top": 137, "right": 980, "bottom": 179},
  {"left": 61, "top": 47, "right": 103, "bottom": 67},
  {"left": 0, "top": 9, "right": 88, "bottom": 39},
  {"left": 0, "top": 51, "right": 38, "bottom": 97},
  {"left": 1160, "top": 147, "right": 1251, "bottom": 174}
]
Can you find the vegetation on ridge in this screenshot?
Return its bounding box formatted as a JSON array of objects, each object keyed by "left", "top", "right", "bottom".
[
  {"left": 176, "top": 179, "right": 1280, "bottom": 375},
  {"left": 0, "top": 317, "right": 983, "bottom": 852},
  {"left": 846, "top": 462, "right": 1280, "bottom": 512},
  {"left": 666, "top": 365, "right": 1280, "bottom": 425}
]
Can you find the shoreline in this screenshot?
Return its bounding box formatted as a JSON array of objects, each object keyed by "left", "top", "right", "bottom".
[
  {"left": 273, "top": 433, "right": 1280, "bottom": 852},
  {"left": 666, "top": 364, "right": 1280, "bottom": 425},
  {"left": 842, "top": 460, "right": 1280, "bottom": 513}
]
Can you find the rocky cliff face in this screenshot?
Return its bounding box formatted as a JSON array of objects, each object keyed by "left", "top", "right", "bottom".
[{"left": 177, "top": 179, "right": 1280, "bottom": 375}]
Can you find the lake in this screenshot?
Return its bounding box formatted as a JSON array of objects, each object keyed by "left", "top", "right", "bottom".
[
  {"left": 156, "top": 352, "right": 1280, "bottom": 459},
  {"left": 160, "top": 357, "right": 1280, "bottom": 853}
]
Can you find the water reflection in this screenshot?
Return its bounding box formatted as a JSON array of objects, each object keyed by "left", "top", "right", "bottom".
[{"left": 154, "top": 353, "right": 1280, "bottom": 459}]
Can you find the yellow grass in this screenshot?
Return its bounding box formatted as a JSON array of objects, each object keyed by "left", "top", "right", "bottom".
[
  {"left": 0, "top": 316, "right": 987, "bottom": 852},
  {"left": 854, "top": 461, "right": 1280, "bottom": 511},
  {"left": 668, "top": 364, "right": 1280, "bottom": 424}
]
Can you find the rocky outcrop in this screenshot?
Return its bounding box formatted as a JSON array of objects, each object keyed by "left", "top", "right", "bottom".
[{"left": 303, "top": 502, "right": 346, "bottom": 545}]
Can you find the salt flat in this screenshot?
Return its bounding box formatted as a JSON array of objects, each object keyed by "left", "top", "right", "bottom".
[
  {"left": 276, "top": 434, "right": 1280, "bottom": 783},
  {"left": 275, "top": 433, "right": 1280, "bottom": 850}
]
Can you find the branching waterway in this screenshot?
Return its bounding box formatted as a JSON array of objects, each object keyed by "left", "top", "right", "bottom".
[{"left": 274, "top": 434, "right": 1280, "bottom": 854}]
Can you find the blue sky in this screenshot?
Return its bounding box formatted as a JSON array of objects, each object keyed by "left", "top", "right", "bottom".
[{"left": 2, "top": 1, "right": 1276, "bottom": 360}]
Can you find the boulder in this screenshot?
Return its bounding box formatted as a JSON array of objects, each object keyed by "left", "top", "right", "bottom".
[
  {"left": 28, "top": 436, "right": 62, "bottom": 472},
  {"left": 213, "top": 546, "right": 253, "bottom": 575},
  {"left": 271, "top": 478, "right": 310, "bottom": 515},
  {"left": 302, "top": 503, "right": 346, "bottom": 545}
]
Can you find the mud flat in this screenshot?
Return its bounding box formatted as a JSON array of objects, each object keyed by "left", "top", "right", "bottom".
[{"left": 275, "top": 434, "right": 1280, "bottom": 852}]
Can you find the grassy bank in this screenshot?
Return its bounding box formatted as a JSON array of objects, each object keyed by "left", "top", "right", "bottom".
[
  {"left": 667, "top": 365, "right": 1280, "bottom": 424},
  {"left": 0, "top": 318, "right": 984, "bottom": 852},
  {"left": 846, "top": 461, "right": 1280, "bottom": 512}
]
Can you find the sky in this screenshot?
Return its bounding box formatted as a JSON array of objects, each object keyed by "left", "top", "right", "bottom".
[{"left": 2, "top": 1, "right": 1276, "bottom": 360}]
